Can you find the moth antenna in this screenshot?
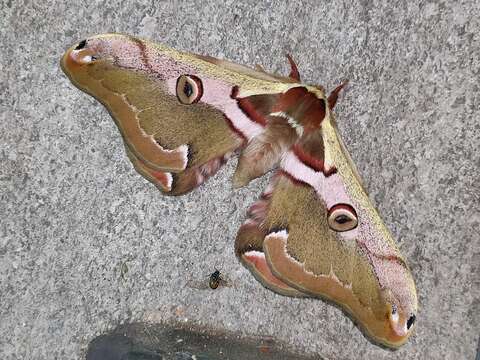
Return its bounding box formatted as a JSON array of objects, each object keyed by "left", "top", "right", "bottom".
[
  {"left": 328, "top": 80, "right": 349, "bottom": 109},
  {"left": 286, "top": 54, "right": 301, "bottom": 82}
]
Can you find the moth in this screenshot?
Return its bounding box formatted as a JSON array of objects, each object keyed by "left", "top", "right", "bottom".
[{"left": 61, "top": 34, "right": 418, "bottom": 348}]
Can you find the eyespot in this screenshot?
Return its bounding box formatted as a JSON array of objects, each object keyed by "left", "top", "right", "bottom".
[
  {"left": 176, "top": 75, "right": 203, "bottom": 104},
  {"left": 327, "top": 204, "right": 358, "bottom": 232},
  {"left": 406, "top": 314, "right": 416, "bottom": 330}
]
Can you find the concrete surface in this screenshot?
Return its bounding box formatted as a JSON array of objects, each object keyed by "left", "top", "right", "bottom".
[{"left": 1, "top": 1, "right": 479, "bottom": 359}]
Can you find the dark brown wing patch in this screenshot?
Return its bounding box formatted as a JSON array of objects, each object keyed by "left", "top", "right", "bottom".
[{"left": 272, "top": 87, "right": 326, "bottom": 133}]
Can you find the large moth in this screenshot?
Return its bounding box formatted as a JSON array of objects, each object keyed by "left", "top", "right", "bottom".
[{"left": 61, "top": 34, "right": 418, "bottom": 348}]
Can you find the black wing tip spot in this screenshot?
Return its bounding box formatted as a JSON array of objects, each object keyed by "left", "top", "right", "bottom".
[
  {"left": 407, "top": 314, "right": 416, "bottom": 330},
  {"left": 75, "top": 39, "right": 87, "bottom": 50}
]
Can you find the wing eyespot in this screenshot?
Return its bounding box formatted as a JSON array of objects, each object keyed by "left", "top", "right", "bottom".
[
  {"left": 327, "top": 204, "right": 358, "bottom": 232},
  {"left": 176, "top": 75, "right": 203, "bottom": 104}
]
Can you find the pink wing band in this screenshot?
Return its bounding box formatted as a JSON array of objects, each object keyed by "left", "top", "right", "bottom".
[
  {"left": 281, "top": 150, "right": 353, "bottom": 210},
  {"left": 166, "top": 78, "right": 264, "bottom": 141}
]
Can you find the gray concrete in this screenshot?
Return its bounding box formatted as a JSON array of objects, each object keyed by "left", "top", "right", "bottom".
[{"left": 1, "top": 1, "right": 478, "bottom": 359}]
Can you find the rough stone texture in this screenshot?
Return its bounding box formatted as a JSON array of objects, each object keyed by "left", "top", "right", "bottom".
[{"left": 0, "top": 1, "right": 478, "bottom": 359}]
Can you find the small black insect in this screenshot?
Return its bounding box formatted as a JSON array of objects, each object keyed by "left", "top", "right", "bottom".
[
  {"left": 209, "top": 269, "right": 222, "bottom": 289},
  {"left": 186, "top": 269, "right": 231, "bottom": 290}
]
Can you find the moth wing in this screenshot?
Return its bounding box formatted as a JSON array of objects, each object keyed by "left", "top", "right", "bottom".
[
  {"left": 61, "top": 34, "right": 295, "bottom": 195},
  {"left": 236, "top": 129, "right": 417, "bottom": 347},
  {"left": 235, "top": 173, "right": 313, "bottom": 298},
  {"left": 236, "top": 171, "right": 397, "bottom": 339},
  {"left": 196, "top": 54, "right": 299, "bottom": 83}
]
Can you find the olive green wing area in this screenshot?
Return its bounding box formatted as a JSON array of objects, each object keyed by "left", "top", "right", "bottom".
[
  {"left": 63, "top": 59, "right": 242, "bottom": 195},
  {"left": 236, "top": 173, "right": 395, "bottom": 339},
  {"left": 262, "top": 176, "right": 385, "bottom": 317}
]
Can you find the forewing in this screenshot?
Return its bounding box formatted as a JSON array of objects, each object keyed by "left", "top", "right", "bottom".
[
  {"left": 236, "top": 127, "right": 417, "bottom": 348},
  {"left": 61, "top": 34, "right": 295, "bottom": 194}
]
